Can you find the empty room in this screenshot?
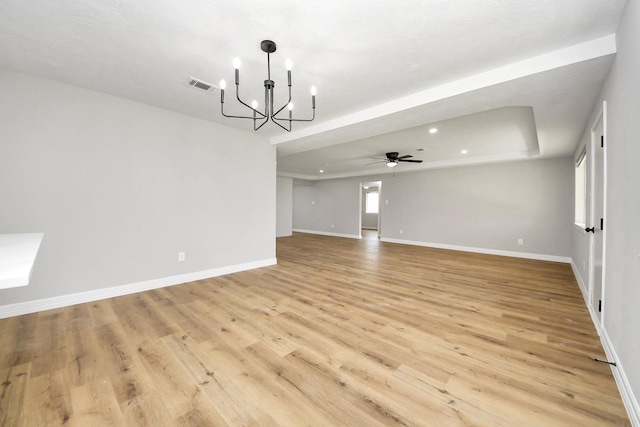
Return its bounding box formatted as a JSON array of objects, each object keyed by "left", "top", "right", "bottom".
[{"left": 1, "top": 1, "right": 639, "bottom": 426}]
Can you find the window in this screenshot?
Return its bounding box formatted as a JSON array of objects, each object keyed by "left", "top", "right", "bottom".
[
  {"left": 365, "top": 191, "right": 379, "bottom": 214},
  {"left": 575, "top": 150, "right": 587, "bottom": 225}
]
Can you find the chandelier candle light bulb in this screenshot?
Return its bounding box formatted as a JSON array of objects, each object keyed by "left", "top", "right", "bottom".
[
  {"left": 233, "top": 58, "right": 241, "bottom": 85},
  {"left": 219, "top": 79, "right": 227, "bottom": 102},
  {"left": 219, "top": 39, "right": 316, "bottom": 132},
  {"left": 286, "top": 59, "right": 292, "bottom": 86}
]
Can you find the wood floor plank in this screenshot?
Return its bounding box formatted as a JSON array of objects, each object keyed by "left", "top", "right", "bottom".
[
  {"left": 120, "top": 393, "right": 175, "bottom": 427},
  {"left": 243, "top": 342, "right": 387, "bottom": 426},
  {"left": 62, "top": 305, "right": 102, "bottom": 388},
  {"left": 136, "top": 338, "right": 204, "bottom": 418},
  {"left": 92, "top": 321, "right": 167, "bottom": 422},
  {"left": 0, "top": 363, "right": 31, "bottom": 426},
  {"left": 29, "top": 312, "right": 71, "bottom": 378},
  {"left": 69, "top": 378, "right": 124, "bottom": 426},
  {"left": 88, "top": 299, "right": 119, "bottom": 327},
  {"left": 24, "top": 368, "right": 73, "bottom": 426},
  {"left": 0, "top": 231, "right": 630, "bottom": 425},
  {"left": 198, "top": 342, "right": 334, "bottom": 426},
  {"left": 162, "top": 332, "right": 263, "bottom": 426}
]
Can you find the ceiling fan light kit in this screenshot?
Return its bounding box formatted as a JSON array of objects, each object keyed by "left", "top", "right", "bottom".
[
  {"left": 219, "top": 40, "right": 316, "bottom": 132},
  {"left": 368, "top": 152, "right": 423, "bottom": 168}
]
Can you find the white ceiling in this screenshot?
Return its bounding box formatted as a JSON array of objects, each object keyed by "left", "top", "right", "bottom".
[{"left": 0, "top": 0, "right": 627, "bottom": 179}]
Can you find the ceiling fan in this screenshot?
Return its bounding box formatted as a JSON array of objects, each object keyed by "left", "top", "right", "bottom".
[{"left": 367, "top": 152, "right": 424, "bottom": 168}]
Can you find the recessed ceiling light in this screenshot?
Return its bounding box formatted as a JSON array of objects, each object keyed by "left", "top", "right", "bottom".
[
  {"left": 461, "top": 150, "right": 468, "bottom": 154},
  {"left": 429, "top": 128, "right": 438, "bottom": 134},
  {"left": 319, "top": 169, "right": 324, "bottom": 173}
]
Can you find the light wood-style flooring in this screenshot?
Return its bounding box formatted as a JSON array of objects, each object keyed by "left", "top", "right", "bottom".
[{"left": 0, "top": 231, "right": 630, "bottom": 426}]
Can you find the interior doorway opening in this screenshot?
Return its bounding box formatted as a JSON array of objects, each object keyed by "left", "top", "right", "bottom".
[{"left": 361, "top": 181, "right": 382, "bottom": 238}]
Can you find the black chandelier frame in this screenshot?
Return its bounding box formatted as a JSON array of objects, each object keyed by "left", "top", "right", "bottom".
[{"left": 220, "top": 40, "right": 316, "bottom": 132}]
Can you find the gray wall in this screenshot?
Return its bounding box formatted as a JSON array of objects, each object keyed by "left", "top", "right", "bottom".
[
  {"left": 382, "top": 159, "right": 573, "bottom": 257},
  {"left": 0, "top": 70, "right": 276, "bottom": 305},
  {"left": 293, "top": 157, "right": 573, "bottom": 258},
  {"left": 276, "top": 176, "right": 293, "bottom": 237},
  {"left": 293, "top": 178, "right": 363, "bottom": 237},
  {"left": 572, "top": 0, "right": 640, "bottom": 418}
]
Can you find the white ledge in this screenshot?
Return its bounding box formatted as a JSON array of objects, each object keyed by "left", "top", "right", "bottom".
[
  {"left": 270, "top": 34, "right": 616, "bottom": 146},
  {"left": 0, "top": 233, "right": 44, "bottom": 289}
]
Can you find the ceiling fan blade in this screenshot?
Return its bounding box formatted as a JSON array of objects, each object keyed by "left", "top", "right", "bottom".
[
  {"left": 398, "top": 159, "right": 423, "bottom": 163},
  {"left": 365, "top": 160, "right": 387, "bottom": 165},
  {"left": 397, "top": 154, "right": 413, "bottom": 159}
]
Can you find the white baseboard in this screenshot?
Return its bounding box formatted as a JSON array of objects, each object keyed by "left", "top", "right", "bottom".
[
  {"left": 570, "top": 260, "right": 602, "bottom": 333},
  {"left": 293, "top": 229, "right": 361, "bottom": 239},
  {"left": 600, "top": 327, "right": 640, "bottom": 426},
  {"left": 570, "top": 263, "right": 639, "bottom": 425},
  {"left": 570, "top": 260, "right": 589, "bottom": 302},
  {"left": 0, "top": 258, "right": 277, "bottom": 319},
  {"left": 380, "top": 237, "right": 571, "bottom": 263}
]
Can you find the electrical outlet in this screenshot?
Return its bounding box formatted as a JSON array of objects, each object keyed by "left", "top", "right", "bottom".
[
  {"left": 178, "top": 252, "right": 186, "bottom": 262},
  {"left": 518, "top": 238, "right": 524, "bottom": 245},
  {"left": 399, "top": 229, "right": 403, "bottom": 235},
  {"left": 331, "top": 224, "right": 335, "bottom": 229}
]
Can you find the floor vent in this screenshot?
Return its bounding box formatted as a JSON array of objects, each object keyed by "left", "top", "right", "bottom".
[{"left": 184, "top": 77, "right": 217, "bottom": 93}]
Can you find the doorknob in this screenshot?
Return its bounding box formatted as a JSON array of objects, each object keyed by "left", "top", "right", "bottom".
[{"left": 585, "top": 227, "right": 595, "bottom": 233}]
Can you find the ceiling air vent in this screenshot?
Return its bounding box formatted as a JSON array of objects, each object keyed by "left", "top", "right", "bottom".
[{"left": 184, "top": 77, "right": 217, "bottom": 93}]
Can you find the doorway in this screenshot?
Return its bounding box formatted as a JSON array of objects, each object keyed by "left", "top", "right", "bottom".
[{"left": 361, "top": 181, "right": 382, "bottom": 238}]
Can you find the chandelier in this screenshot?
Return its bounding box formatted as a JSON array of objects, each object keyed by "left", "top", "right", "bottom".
[{"left": 219, "top": 40, "right": 316, "bottom": 132}]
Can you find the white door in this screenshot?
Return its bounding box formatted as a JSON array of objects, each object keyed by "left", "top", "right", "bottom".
[{"left": 588, "top": 107, "right": 606, "bottom": 325}]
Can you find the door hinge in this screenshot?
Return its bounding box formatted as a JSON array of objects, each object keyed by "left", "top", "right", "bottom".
[
  {"left": 600, "top": 217, "right": 604, "bottom": 231},
  {"left": 601, "top": 135, "right": 604, "bottom": 148},
  {"left": 599, "top": 299, "right": 602, "bottom": 312}
]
